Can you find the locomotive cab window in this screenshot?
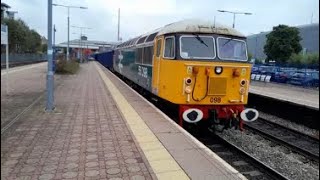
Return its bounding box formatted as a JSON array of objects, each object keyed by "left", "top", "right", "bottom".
[
  {"left": 217, "top": 37, "right": 248, "bottom": 61},
  {"left": 164, "top": 36, "right": 175, "bottom": 59},
  {"left": 179, "top": 35, "right": 215, "bottom": 59}
]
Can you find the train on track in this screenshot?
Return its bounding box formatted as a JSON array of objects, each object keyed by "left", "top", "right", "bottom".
[{"left": 94, "top": 19, "right": 258, "bottom": 132}]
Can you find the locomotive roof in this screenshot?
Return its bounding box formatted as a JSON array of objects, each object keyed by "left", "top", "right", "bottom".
[
  {"left": 157, "top": 19, "right": 245, "bottom": 37},
  {"left": 116, "top": 19, "right": 245, "bottom": 48}
]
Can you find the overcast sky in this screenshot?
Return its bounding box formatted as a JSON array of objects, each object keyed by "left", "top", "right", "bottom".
[{"left": 4, "top": 0, "right": 319, "bottom": 44}]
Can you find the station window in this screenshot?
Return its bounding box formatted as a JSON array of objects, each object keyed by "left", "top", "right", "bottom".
[
  {"left": 164, "top": 36, "right": 175, "bottom": 59},
  {"left": 156, "top": 39, "right": 161, "bottom": 57},
  {"left": 143, "top": 46, "right": 153, "bottom": 65}
]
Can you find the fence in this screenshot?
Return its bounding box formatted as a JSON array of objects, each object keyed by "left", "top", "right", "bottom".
[
  {"left": 251, "top": 64, "right": 319, "bottom": 88},
  {"left": 1, "top": 53, "right": 47, "bottom": 67}
]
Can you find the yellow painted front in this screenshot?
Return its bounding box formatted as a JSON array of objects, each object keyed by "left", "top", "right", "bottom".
[
  {"left": 155, "top": 60, "right": 252, "bottom": 105},
  {"left": 152, "top": 36, "right": 163, "bottom": 94}
]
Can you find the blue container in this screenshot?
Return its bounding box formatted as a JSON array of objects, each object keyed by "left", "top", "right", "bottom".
[{"left": 95, "top": 50, "right": 114, "bottom": 69}]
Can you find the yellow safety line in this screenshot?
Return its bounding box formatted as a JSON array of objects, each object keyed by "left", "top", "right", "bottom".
[{"left": 94, "top": 62, "right": 190, "bottom": 180}]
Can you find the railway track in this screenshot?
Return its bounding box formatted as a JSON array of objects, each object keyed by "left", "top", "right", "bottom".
[
  {"left": 195, "top": 132, "right": 289, "bottom": 180},
  {"left": 244, "top": 117, "right": 319, "bottom": 162},
  {"left": 106, "top": 65, "right": 313, "bottom": 180}
]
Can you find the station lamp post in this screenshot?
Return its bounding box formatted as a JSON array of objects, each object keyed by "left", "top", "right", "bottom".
[
  {"left": 217, "top": 10, "right": 252, "bottom": 28},
  {"left": 46, "top": 0, "right": 54, "bottom": 111},
  {"left": 52, "top": 3, "right": 87, "bottom": 61}
]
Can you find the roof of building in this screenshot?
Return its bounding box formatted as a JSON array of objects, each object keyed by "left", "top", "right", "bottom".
[
  {"left": 247, "top": 23, "right": 319, "bottom": 37},
  {"left": 1, "top": 2, "right": 11, "bottom": 8},
  {"left": 55, "top": 39, "right": 119, "bottom": 49}
]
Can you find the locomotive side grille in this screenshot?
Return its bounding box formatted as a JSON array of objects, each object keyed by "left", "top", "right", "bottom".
[{"left": 208, "top": 77, "right": 227, "bottom": 95}]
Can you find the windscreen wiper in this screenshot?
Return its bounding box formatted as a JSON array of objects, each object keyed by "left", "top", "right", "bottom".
[
  {"left": 192, "top": 33, "right": 208, "bottom": 47},
  {"left": 222, "top": 38, "right": 234, "bottom": 46}
]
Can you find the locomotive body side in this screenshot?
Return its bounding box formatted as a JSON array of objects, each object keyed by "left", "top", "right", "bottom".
[{"left": 113, "top": 46, "right": 153, "bottom": 92}]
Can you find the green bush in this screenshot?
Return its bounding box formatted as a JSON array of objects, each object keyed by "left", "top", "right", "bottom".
[
  {"left": 289, "top": 53, "right": 319, "bottom": 67},
  {"left": 55, "top": 57, "right": 79, "bottom": 74}
]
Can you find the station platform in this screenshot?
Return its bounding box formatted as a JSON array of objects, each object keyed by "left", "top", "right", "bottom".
[
  {"left": 1, "top": 61, "right": 246, "bottom": 180},
  {"left": 1, "top": 62, "right": 46, "bottom": 76},
  {"left": 249, "top": 81, "right": 319, "bottom": 109}
]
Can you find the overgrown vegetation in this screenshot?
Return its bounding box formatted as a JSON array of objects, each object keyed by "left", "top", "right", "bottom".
[
  {"left": 288, "top": 53, "right": 319, "bottom": 68},
  {"left": 55, "top": 55, "right": 80, "bottom": 74},
  {"left": 2, "top": 18, "right": 45, "bottom": 53}
]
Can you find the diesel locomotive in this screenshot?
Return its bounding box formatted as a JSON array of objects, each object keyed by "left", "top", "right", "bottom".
[{"left": 96, "top": 19, "right": 258, "bottom": 131}]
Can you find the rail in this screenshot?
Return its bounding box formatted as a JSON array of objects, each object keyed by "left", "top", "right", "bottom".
[{"left": 244, "top": 118, "right": 319, "bottom": 162}]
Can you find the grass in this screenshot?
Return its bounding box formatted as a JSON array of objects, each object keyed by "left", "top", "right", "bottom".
[{"left": 55, "top": 59, "right": 80, "bottom": 74}]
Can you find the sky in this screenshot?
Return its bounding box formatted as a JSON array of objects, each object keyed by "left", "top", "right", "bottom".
[{"left": 4, "top": 0, "right": 319, "bottom": 44}]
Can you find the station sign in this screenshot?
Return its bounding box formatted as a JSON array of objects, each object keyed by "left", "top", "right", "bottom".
[{"left": 1, "top": 24, "right": 8, "bottom": 45}]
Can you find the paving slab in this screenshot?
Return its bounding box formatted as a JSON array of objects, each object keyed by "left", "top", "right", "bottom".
[
  {"left": 1, "top": 63, "right": 156, "bottom": 180},
  {"left": 1, "top": 62, "right": 61, "bottom": 129}
]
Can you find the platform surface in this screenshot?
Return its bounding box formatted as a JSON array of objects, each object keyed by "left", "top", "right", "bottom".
[
  {"left": 95, "top": 62, "right": 246, "bottom": 180},
  {"left": 250, "top": 81, "right": 319, "bottom": 109},
  {"left": 1, "top": 62, "right": 246, "bottom": 180}
]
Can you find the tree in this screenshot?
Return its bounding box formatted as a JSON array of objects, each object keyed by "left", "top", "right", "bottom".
[
  {"left": 264, "top": 24, "right": 302, "bottom": 64},
  {"left": 248, "top": 52, "right": 253, "bottom": 61},
  {"left": 2, "top": 18, "right": 42, "bottom": 53},
  {"left": 26, "top": 29, "right": 42, "bottom": 53},
  {"left": 41, "top": 44, "right": 47, "bottom": 53},
  {"left": 289, "top": 53, "right": 319, "bottom": 68}
]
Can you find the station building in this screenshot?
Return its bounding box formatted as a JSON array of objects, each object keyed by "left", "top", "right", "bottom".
[
  {"left": 247, "top": 23, "right": 319, "bottom": 60},
  {"left": 55, "top": 36, "right": 118, "bottom": 59}
]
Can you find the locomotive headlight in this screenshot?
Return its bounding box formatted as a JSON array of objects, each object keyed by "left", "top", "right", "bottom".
[
  {"left": 215, "top": 66, "right": 223, "bottom": 74},
  {"left": 233, "top": 68, "right": 240, "bottom": 77},
  {"left": 239, "top": 87, "right": 245, "bottom": 94},
  {"left": 193, "top": 67, "right": 199, "bottom": 74},
  {"left": 240, "top": 79, "right": 246, "bottom": 86},
  {"left": 185, "top": 86, "right": 192, "bottom": 94},
  {"left": 185, "top": 78, "right": 192, "bottom": 85}
]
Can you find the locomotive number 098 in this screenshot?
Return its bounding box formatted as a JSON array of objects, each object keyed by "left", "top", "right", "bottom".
[{"left": 210, "top": 97, "right": 221, "bottom": 103}]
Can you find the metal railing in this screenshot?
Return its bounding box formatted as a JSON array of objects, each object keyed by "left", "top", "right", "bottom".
[{"left": 1, "top": 53, "right": 47, "bottom": 64}]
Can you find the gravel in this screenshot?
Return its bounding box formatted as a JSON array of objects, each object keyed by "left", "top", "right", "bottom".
[
  {"left": 220, "top": 129, "right": 319, "bottom": 180},
  {"left": 259, "top": 111, "right": 319, "bottom": 139}
]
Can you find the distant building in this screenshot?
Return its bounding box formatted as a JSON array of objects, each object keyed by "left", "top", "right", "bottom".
[
  {"left": 1, "top": 2, "right": 17, "bottom": 19},
  {"left": 247, "top": 23, "right": 319, "bottom": 60},
  {"left": 55, "top": 38, "right": 118, "bottom": 59}
]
